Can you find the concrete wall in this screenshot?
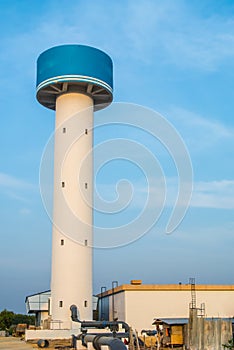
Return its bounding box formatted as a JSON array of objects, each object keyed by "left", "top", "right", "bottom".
[
  {"left": 187, "top": 310, "right": 232, "bottom": 350},
  {"left": 125, "top": 290, "right": 234, "bottom": 331}
]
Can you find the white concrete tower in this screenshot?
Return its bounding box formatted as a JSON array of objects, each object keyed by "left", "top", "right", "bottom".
[{"left": 36, "top": 45, "right": 113, "bottom": 329}]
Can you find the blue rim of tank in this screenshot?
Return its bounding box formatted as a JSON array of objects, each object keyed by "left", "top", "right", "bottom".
[{"left": 36, "top": 74, "right": 112, "bottom": 94}]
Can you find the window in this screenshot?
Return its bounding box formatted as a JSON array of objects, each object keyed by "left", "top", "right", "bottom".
[
  {"left": 63, "top": 127, "right": 66, "bottom": 133},
  {"left": 85, "top": 129, "right": 88, "bottom": 135},
  {"left": 85, "top": 239, "right": 88, "bottom": 246},
  {"left": 62, "top": 181, "right": 65, "bottom": 188},
  {"left": 59, "top": 301, "right": 63, "bottom": 307},
  {"left": 84, "top": 300, "right": 88, "bottom": 307},
  {"left": 85, "top": 183, "right": 88, "bottom": 189},
  {"left": 61, "top": 239, "right": 64, "bottom": 246}
]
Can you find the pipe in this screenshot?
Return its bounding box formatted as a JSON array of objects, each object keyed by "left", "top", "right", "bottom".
[
  {"left": 83, "top": 334, "right": 127, "bottom": 350},
  {"left": 81, "top": 321, "right": 129, "bottom": 332},
  {"left": 100, "top": 286, "right": 107, "bottom": 320},
  {"left": 112, "top": 281, "right": 118, "bottom": 321},
  {"left": 70, "top": 304, "right": 79, "bottom": 322},
  {"left": 81, "top": 332, "right": 129, "bottom": 338},
  {"left": 70, "top": 305, "right": 130, "bottom": 332},
  {"left": 37, "top": 339, "right": 49, "bottom": 348}
]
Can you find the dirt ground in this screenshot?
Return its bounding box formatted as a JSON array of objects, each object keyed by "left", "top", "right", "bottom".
[
  {"left": 0, "top": 336, "right": 36, "bottom": 349},
  {"left": 0, "top": 336, "right": 73, "bottom": 349}
]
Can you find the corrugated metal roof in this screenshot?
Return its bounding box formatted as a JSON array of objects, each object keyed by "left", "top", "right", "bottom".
[
  {"left": 25, "top": 290, "right": 51, "bottom": 302},
  {"left": 153, "top": 317, "right": 234, "bottom": 325},
  {"left": 153, "top": 318, "right": 188, "bottom": 325}
]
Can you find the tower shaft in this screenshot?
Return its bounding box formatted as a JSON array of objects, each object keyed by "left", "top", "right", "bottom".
[{"left": 51, "top": 93, "right": 93, "bottom": 329}]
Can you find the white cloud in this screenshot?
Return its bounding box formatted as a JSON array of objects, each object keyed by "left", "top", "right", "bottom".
[
  {"left": 0, "top": 172, "right": 36, "bottom": 203},
  {"left": 170, "top": 107, "right": 233, "bottom": 138},
  {"left": 124, "top": 0, "right": 234, "bottom": 70},
  {"left": 165, "top": 178, "right": 234, "bottom": 210},
  {"left": 19, "top": 208, "right": 31, "bottom": 216},
  {"left": 95, "top": 177, "right": 234, "bottom": 211},
  {"left": 164, "top": 106, "right": 234, "bottom": 152},
  {"left": 192, "top": 179, "right": 234, "bottom": 209},
  {"left": 0, "top": 172, "right": 34, "bottom": 190}
]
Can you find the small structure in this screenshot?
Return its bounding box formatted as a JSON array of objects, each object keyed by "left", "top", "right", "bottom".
[
  {"left": 25, "top": 290, "right": 50, "bottom": 328},
  {"left": 25, "top": 290, "right": 98, "bottom": 330},
  {"left": 152, "top": 314, "right": 233, "bottom": 350},
  {"left": 153, "top": 318, "right": 188, "bottom": 347}
]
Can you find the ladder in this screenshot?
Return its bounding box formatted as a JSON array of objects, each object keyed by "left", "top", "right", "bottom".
[{"left": 189, "top": 277, "right": 196, "bottom": 309}]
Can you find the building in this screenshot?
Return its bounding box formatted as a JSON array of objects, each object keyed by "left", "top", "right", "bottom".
[
  {"left": 97, "top": 281, "right": 234, "bottom": 332},
  {"left": 25, "top": 291, "right": 50, "bottom": 328},
  {"left": 25, "top": 291, "right": 98, "bottom": 329}
]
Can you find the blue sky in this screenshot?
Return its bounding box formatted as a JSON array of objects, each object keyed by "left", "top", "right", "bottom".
[{"left": 0, "top": 0, "right": 234, "bottom": 313}]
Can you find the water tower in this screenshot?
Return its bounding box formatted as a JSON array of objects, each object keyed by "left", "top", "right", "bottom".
[{"left": 36, "top": 45, "right": 113, "bottom": 329}]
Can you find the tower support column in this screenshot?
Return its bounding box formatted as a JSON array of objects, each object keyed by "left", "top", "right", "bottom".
[{"left": 51, "top": 92, "right": 93, "bottom": 329}]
